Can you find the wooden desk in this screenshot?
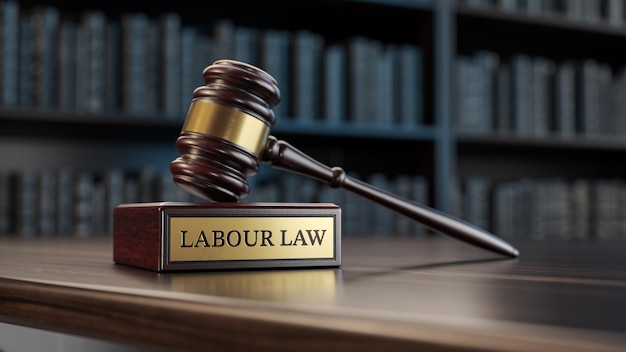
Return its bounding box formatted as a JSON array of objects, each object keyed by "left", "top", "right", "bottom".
[{"left": 1, "top": 236, "right": 625, "bottom": 351}]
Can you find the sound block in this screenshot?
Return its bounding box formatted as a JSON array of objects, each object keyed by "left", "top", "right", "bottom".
[{"left": 113, "top": 202, "right": 341, "bottom": 272}]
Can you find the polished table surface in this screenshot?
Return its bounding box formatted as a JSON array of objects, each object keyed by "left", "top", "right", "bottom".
[{"left": 1, "top": 235, "right": 626, "bottom": 351}]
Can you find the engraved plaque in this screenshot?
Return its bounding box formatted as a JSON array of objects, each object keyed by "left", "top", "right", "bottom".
[{"left": 113, "top": 202, "right": 341, "bottom": 271}]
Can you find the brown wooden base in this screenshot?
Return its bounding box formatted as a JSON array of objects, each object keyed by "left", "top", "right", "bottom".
[{"left": 113, "top": 202, "right": 341, "bottom": 271}]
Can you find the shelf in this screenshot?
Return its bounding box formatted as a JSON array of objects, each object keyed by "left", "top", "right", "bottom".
[
  {"left": 455, "top": 5, "right": 626, "bottom": 63},
  {"left": 0, "top": 108, "right": 183, "bottom": 142},
  {"left": 457, "top": 133, "right": 626, "bottom": 154},
  {"left": 456, "top": 4, "right": 626, "bottom": 37},
  {"left": 456, "top": 133, "right": 626, "bottom": 180},
  {"left": 0, "top": 108, "right": 437, "bottom": 146},
  {"left": 350, "top": 0, "right": 433, "bottom": 11},
  {"left": 275, "top": 119, "right": 438, "bottom": 142}
]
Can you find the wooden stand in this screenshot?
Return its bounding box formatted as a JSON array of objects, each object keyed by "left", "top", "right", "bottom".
[{"left": 113, "top": 202, "right": 341, "bottom": 271}]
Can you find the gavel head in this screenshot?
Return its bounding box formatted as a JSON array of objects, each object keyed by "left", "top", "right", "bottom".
[{"left": 170, "top": 59, "right": 280, "bottom": 202}]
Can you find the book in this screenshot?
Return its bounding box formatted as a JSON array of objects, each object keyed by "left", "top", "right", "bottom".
[
  {"left": 73, "top": 18, "right": 88, "bottom": 111},
  {"left": 495, "top": 61, "right": 512, "bottom": 133},
  {"left": 291, "top": 30, "right": 324, "bottom": 122},
  {"left": 607, "top": 0, "right": 624, "bottom": 26},
  {"left": 194, "top": 31, "right": 214, "bottom": 88},
  {"left": 105, "top": 168, "right": 125, "bottom": 235},
  {"left": 0, "top": 169, "right": 14, "bottom": 235},
  {"left": 347, "top": 36, "right": 371, "bottom": 125},
  {"left": 74, "top": 171, "right": 94, "bottom": 237},
  {"left": 367, "top": 173, "right": 394, "bottom": 236},
  {"left": 530, "top": 56, "right": 554, "bottom": 137},
  {"left": 56, "top": 168, "right": 74, "bottom": 236},
  {"left": 179, "top": 26, "right": 198, "bottom": 117},
  {"left": 16, "top": 169, "right": 37, "bottom": 237},
  {"left": 159, "top": 12, "right": 182, "bottom": 119},
  {"left": 120, "top": 12, "right": 149, "bottom": 115},
  {"left": 554, "top": 61, "right": 576, "bottom": 137},
  {"left": 511, "top": 54, "right": 533, "bottom": 135},
  {"left": 259, "top": 29, "right": 291, "bottom": 119},
  {"left": 82, "top": 10, "right": 107, "bottom": 113},
  {"left": 104, "top": 20, "right": 121, "bottom": 113},
  {"left": 378, "top": 44, "right": 396, "bottom": 126},
  {"left": 457, "top": 51, "right": 497, "bottom": 133},
  {"left": 570, "top": 178, "right": 590, "bottom": 239},
  {"left": 598, "top": 63, "right": 613, "bottom": 136},
  {"left": 234, "top": 26, "right": 259, "bottom": 66},
  {"left": 56, "top": 18, "right": 76, "bottom": 110},
  {"left": 143, "top": 17, "right": 160, "bottom": 115},
  {"left": 92, "top": 182, "right": 107, "bottom": 236},
  {"left": 211, "top": 19, "right": 235, "bottom": 61},
  {"left": 363, "top": 40, "right": 382, "bottom": 125},
  {"left": 30, "top": 5, "right": 59, "bottom": 108},
  {"left": 456, "top": 54, "right": 474, "bottom": 132},
  {"left": 37, "top": 169, "right": 56, "bottom": 236},
  {"left": 461, "top": 177, "right": 491, "bottom": 232},
  {"left": 323, "top": 42, "right": 348, "bottom": 124},
  {"left": 576, "top": 59, "right": 601, "bottom": 136},
  {"left": 398, "top": 44, "right": 424, "bottom": 128},
  {"left": 610, "top": 67, "right": 626, "bottom": 136},
  {"left": 18, "top": 11, "right": 32, "bottom": 107},
  {"left": 0, "top": 0, "right": 19, "bottom": 107}
]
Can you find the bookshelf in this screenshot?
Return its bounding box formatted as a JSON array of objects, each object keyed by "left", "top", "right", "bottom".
[
  {"left": 0, "top": 0, "right": 436, "bottom": 238},
  {"left": 3, "top": 0, "right": 625, "bottom": 240},
  {"left": 453, "top": 0, "right": 626, "bottom": 240}
]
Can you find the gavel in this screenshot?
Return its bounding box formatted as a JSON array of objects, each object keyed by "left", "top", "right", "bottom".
[{"left": 170, "top": 59, "right": 519, "bottom": 258}]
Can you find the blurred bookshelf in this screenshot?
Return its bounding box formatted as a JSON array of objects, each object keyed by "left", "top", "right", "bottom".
[
  {"left": 3, "top": 0, "right": 625, "bottom": 240},
  {"left": 454, "top": 0, "right": 626, "bottom": 240},
  {"left": 0, "top": 0, "right": 436, "bottom": 238}
]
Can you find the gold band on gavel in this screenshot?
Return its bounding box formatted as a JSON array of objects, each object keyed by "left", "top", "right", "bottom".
[{"left": 182, "top": 100, "right": 270, "bottom": 156}]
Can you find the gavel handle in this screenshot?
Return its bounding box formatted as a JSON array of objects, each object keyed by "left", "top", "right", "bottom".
[{"left": 262, "top": 136, "right": 519, "bottom": 258}]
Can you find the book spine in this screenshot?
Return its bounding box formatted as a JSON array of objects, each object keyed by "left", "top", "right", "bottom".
[
  {"left": 121, "top": 13, "right": 149, "bottom": 115},
  {"left": 511, "top": 54, "right": 533, "bottom": 135},
  {"left": 234, "top": 26, "right": 259, "bottom": 66},
  {"left": 56, "top": 168, "right": 74, "bottom": 236},
  {"left": 30, "top": 6, "right": 59, "bottom": 108},
  {"left": 212, "top": 19, "right": 235, "bottom": 61},
  {"left": 159, "top": 12, "right": 182, "bottom": 119},
  {"left": 292, "top": 30, "right": 324, "bottom": 122},
  {"left": 74, "top": 21, "right": 88, "bottom": 111},
  {"left": 179, "top": 26, "right": 197, "bottom": 118},
  {"left": 0, "top": 0, "right": 19, "bottom": 107},
  {"left": 74, "top": 171, "right": 94, "bottom": 237},
  {"left": 554, "top": 61, "right": 576, "bottom": 137},
  {"left": 323, "top": 43, "right": 347, "bottom": 124},
  {"left": 143, "top": 18, "right": 160, "bottom": 115},
  {"left": 56, "top": 18, "right": 76, "bottom": 110},
  {"left": 259, "top": 29, "right": 291, "bottom": 119},
  {"left": 18, "top": 12, "right": 32, "bottom": 107},
  {"left": 531, "top": 56, "right": 554, "bottom": 137},
  {"left": 495, "top": 61, "right": 512, "bottom": 133},
  {"left": 104, "top": 20, "right": 122, "bottom": 112},
  {"left": 398, "top": 44, "right": 424, "bottom": 127},
  {"left": 0, "top": 169, "right": 14, "bottom": 235},
  {"left": 82, "top": 10, "right": 107, "bottom": 113},
  {"left": 348, "top": 36, "right": 369, "bottom": 125},
  {"left": 37, "top": 169, "right": 57, "bottom": 237},
  {"left": 576, "top": 59, "right": 601, "bottom": 136},
  {"left": 16, "top": 170, "right": 38, "bottom": 237}
]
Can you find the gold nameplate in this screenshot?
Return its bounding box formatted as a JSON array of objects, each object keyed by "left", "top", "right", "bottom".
[{"left": 113, "top": 202, "right": 341, "bottom": 271}]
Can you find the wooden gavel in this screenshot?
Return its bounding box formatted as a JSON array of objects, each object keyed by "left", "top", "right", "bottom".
[{"left": 170, "top": 59, "right": 519, "bottom": 258}]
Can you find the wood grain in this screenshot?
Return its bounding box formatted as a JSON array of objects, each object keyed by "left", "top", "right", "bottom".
[{"left": 1, "top": 236, "right": 626, "bottom": 351}]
